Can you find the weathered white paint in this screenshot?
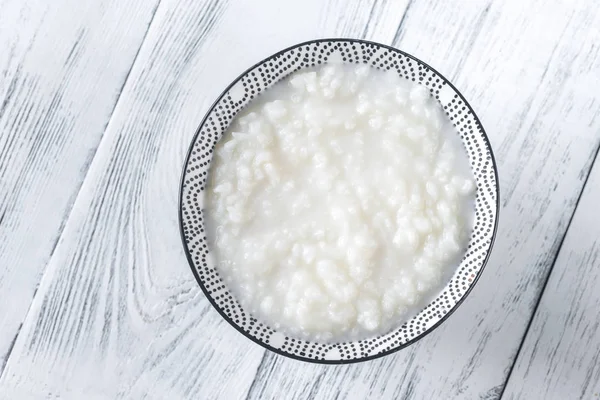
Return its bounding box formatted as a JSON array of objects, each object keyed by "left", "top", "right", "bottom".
[
  {"left": 502, "top": 148, "right": 600, "bottom": 398},
  {"left": 0, "top": 0, "right": 161, "bottom": 371},
  {"left": 1, "top": 0, "right": 600, "bottom": 398}
]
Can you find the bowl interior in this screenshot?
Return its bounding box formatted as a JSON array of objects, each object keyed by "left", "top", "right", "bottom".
[{"left": 179, "top": 39, "right": 499, "bottom": 364}]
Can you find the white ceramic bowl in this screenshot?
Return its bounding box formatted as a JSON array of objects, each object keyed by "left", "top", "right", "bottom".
[{"left": 179, "top": 39, "right": 499, "bottom": 364}]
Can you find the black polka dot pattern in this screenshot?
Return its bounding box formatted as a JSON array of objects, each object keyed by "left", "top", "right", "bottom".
[{"left": 179, "top": 39, "right": 499, "bottom": 364}]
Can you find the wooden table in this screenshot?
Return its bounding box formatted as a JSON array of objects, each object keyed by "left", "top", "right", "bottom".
[{"left": 1, "top": 0, "right": 599, "bottom": 398}]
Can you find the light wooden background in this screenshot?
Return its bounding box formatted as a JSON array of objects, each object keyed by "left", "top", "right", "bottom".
[{"left": 1, "top": 0, "right": 599, "bottom": 398}]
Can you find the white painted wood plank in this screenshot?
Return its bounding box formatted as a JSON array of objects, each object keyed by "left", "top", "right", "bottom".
[
  {"left": 239, "top": 1, "right": 600, "bottom": 399},
  {"left": 502, "top": 143, "right": 600, "bottom": 395},
  {"left": 0, "top": 0, "right": 160, "bottom": 371},
  {"left": 0, "top": 0, "right": 411, "bottom": 398}
]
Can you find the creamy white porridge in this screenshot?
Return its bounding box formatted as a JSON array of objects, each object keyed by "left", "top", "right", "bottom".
[{"left": 205, "top": 64, "right": 475, "bottom": 342}]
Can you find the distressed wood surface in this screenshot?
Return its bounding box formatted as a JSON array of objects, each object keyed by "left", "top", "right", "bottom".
[
  {"left": 501, "top": 155, "right": 600, "bottom": 397},
  {"left": 1, "top": 0, "right": 600, "bottom": 398},
  {"left": 0, "top": 0, "right": 161, "bottom": 371}
]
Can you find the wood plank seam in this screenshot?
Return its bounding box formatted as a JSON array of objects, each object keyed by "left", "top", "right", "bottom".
[
  {"left": 359, "top": 0, "right": 380, "bottom": 39},
  {"left": 498, "top": 22, "right": 569, "bottom": 208},
  {"left": 0, "top": 324, "right": 20, "bottom": 374},
  {"left": 0, "top": 0, "right": 163, "bottom": 380},
  {"left": 498, "top": 141, "right": 600, "bottom": 399},
  {"left": 390, "top": 0, "right": 414, "bottom": 45},
  {"left": 242, "top": 352, "right": 268, "bottom": 400}
]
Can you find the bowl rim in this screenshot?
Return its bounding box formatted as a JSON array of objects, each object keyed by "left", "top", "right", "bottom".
[{"left": 178, "top": 37, "right": 500, "bottom": 364}]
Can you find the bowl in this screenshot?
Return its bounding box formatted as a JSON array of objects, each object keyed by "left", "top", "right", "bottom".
[{"left": 179, "top": 38, "right": 499, "bottom": 364}]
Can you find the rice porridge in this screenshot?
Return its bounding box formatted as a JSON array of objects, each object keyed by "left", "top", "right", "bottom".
[{"left": 205, "top": 64, "right": 475, "bottom": 342}]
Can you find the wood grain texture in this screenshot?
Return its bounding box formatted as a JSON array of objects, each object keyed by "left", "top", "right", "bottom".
[
  {"left": 0, "top": 0, "right": 412, "bottom": 398},
  {"left": 240, "top": 1, "right": 600, "bottom": 399},
  {"left": 502, "top": 152, "right": 600, "bottom": 395},
  {"left": 0, "top": 0, "right": 160, "bottom": 371},
  {"left": 2, "top": 0, "right": 600, "bottom": 397}
]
